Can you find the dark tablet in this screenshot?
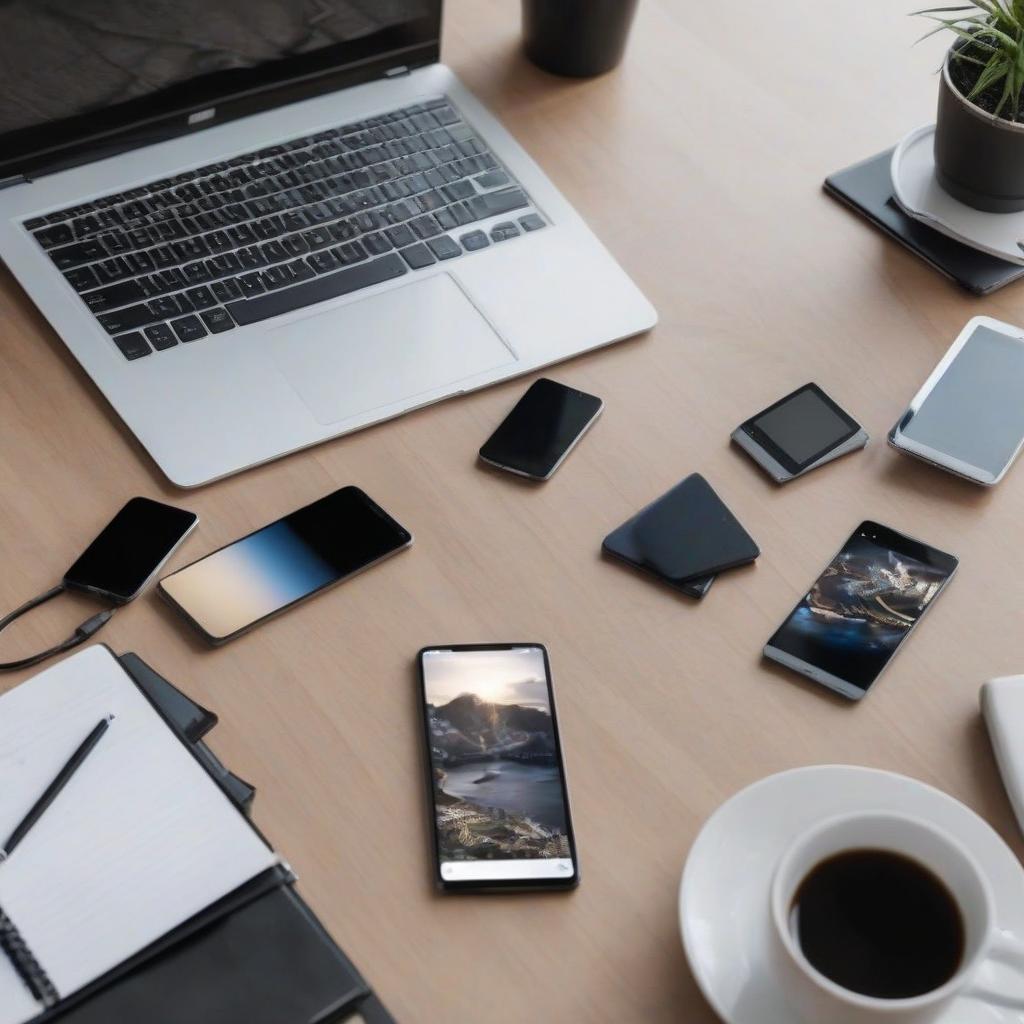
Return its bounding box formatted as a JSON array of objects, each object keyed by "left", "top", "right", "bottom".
[
  {"left": 602, "top": 474, "right": 758, "bottom": 597},
  {"left": 823, "top": 149, "right": 1024, "bottom": 296},
  {"left": 733, "top": 383, "right": 867, "bottom": 483}
]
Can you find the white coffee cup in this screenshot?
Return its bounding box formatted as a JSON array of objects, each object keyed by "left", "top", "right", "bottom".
[{"left": 770, "top": 811, "right": 1024, "bottom": 1024}]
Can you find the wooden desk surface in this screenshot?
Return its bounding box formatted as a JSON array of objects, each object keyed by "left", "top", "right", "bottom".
[{"left": 3, "top": 2, "right": 1024, "bottom": 1020}]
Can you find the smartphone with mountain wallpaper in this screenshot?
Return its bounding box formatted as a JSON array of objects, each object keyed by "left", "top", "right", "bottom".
[{"left": 417, "top": 644, "right": 579, "bottom": 892}]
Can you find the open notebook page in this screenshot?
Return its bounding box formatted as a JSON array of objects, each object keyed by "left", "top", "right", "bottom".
[{"left": 0, "top": 646, "right": 278, "bottom": 1024}]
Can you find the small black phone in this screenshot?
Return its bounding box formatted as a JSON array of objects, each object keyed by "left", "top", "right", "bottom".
[
  {"left": 158, "top": 486, "right": 411, "bottom": 645},
  {"left": 763, "top": 521, "right": 958, "bottom": 700},
  {"left": 479, "top": 378, "right": 602, "bottom": 480},
  {"left": 417, "top": 643, "right": 580, "bottom": 892},
  {"left": 63, "top": 497, "right": 198, "bottom": 605}
]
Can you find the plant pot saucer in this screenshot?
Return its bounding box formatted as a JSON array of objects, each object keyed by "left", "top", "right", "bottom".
[{"left": 892, "top": 124, "right": 1024, "bottom": 267}]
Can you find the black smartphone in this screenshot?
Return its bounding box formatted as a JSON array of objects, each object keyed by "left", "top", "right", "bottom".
[
  {"left": 763, "top": 521, "right": 958, "bottom": 700},
  {"left": 479, "top": 378, "right": 602, "bottom": 480},
  {"left": 63, "top": 497, "right": 198, "bottom": 605},
  {"left": 158, "top": 486, "right": 411, "bottom": 645},
  {"left": 417, "top": 643, "right": 579, "bottom": 892}
]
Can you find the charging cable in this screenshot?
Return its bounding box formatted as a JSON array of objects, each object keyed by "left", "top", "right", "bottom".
[{"left": 0, "top": 584, "right": 116, "bottom": 671}]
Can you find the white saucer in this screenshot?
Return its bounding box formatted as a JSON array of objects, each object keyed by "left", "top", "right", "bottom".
[
  {"left": 679, "top": 765, "right": 1024, "bottom": 1024},
  {"left": 891, "top": 124, "right": 1024, "bottom": 266}
]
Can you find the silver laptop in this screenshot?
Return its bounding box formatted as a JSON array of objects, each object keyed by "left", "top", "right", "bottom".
[{"left": 0, "top": 1, "right": 655, "bottom": 488}]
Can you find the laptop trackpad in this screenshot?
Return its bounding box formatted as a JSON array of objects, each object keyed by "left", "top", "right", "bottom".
[{"left": 268, "top": 274, "right": 516, "bottom": 425}]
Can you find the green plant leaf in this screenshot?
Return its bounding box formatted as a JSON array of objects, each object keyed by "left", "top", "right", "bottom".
[{"left": 913, "top": 0, "right": 1024, "bottom": 119}]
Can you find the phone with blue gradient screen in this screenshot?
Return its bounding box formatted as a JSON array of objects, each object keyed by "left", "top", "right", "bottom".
[{"left": 158, "top": 486, "right": 411, "bottom": 644}]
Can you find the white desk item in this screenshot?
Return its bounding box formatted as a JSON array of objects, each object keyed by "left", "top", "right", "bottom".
[
  {"left": 892, "top": 125, "right": 1024, "bottom": 266},
  {"left": 0, "top": 645, "right": 279, "bottom": 1024},
  {"left": 982, "top": 675, "right": 1024, "bottom": 841},
  {"left": 679, "top": 765, "right": 1024, "bottom": 1024}
]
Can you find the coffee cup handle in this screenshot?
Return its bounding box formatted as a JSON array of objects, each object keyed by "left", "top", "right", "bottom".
[{"left": 963, "top": 931, "right": 1024, "bottom": 1009}]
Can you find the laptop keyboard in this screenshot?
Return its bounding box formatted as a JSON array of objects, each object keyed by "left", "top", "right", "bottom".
[{"left": 23, "top": 98, "right": 547, "bottom": 361}]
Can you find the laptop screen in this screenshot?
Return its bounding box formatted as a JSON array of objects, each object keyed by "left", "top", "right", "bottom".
[{"left": 0, "top": 0, "right": 441, "bottom": 179}]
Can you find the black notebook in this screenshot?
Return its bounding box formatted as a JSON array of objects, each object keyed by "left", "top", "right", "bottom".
[
  {"left": 0, "top": 647, "right": 393, "bottom": 1024},
  {"left": 823, "top": 148, "right": 1024, "bottom": 296}
]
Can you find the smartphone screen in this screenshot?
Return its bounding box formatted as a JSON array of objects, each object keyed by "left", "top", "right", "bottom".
[
  {"left": 765, "top": 522, "right": 957, "bottom": 699},
  {"left": 159, "top": 486, "right": 410, "bottom": 643},
  {"left": 418, "top": 644, "right": 579, "bottom": 890},
  {"left": 63, "top": 497, "right": 197, "bottom": 603},
  {"left": 479, "top": 378, "right": 602, "bottom": 479}
]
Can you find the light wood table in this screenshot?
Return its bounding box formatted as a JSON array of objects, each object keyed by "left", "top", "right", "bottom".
[{"left": 3, "top": 2, "right": 1024, "bottom": 1020}]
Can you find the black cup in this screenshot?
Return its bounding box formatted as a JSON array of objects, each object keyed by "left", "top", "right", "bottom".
[{"left": 522, "top": 0, "right": 640, "bottom": 78}]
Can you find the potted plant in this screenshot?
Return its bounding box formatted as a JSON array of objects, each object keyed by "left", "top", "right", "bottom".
[{"left": 918, "top": 1, "right": 1024, "bottom": 211}]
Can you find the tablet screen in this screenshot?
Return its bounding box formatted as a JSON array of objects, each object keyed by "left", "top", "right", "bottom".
[
  {"left": 741, "top": 384, "right": 861, "bottom": 476},
  {"left": 902, "top": 325, "right": 1024, "bottom": 477}
]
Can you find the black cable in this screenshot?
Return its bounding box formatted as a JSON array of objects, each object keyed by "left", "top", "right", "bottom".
[{"left": 0, "top": 583, "right": 116, "bottom": 672}]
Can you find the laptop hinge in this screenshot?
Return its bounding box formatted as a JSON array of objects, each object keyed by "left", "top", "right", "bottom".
[
  {"left": 385, "top": 65, "right": 411, "bottom": 78},
  {"left": 0, "top": 174, "right": 29, "bottom": 192}
]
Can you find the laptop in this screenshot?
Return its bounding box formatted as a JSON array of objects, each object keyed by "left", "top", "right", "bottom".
[{"left": 0, "top": 1, "right": 655, "bottom": 488}]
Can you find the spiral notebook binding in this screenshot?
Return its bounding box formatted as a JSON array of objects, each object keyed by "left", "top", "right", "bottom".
[{"left": 0, "top": 905, "right": 59, "bottom": 1010}]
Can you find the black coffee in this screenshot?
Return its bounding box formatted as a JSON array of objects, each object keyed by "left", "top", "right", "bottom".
[{"left": 791, "top": 849, "right": 965, "bottom": 999}]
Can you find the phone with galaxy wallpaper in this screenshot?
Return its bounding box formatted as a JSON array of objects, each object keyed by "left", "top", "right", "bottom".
[{"left": 763, "top": 522, "right": 957, "bottom": 700}]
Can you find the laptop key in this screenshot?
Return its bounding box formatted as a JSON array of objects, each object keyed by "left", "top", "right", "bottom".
[
  {"left": 435, "top": 208, "right": 458, "bottom": 231},
  {"left": 333, "top": 242, "right": 366, "bottom": 265},
  {"left": 112, "top": 332, "right": 151, "bottom": 360},
  {"left": 82, "top": 279, "right": 148, "bottom": 313},
  {"left": 442, "top": 180, "right": 476, "bottom": 202},
  {"left": 460, "top": 230, "right": 489, "bottom": 252},
  {"left": 449, "top": 202, "right": 476, "bottom": 226},
  {"left": 308, "top": 250, "right": 342, "bottom": 274},
  {"left": 212, "top": 278, "right": 243, "bottom": 302},
  {"left": 225, "top": 252, "right": 407, "bottom": 325},
  {"left": 144, "top": 323, "right": 178, "bottom": 351},
  {"left": 519, "top": 213, "right": 546, "bottom": 232},
  {"left": 282, "top": 234, "right": 309, "bottom": 257},
  {"left": 410, "top": 214, "right": 442, "bottom": 240},
  {"left": 399, "top": 242, "right": 436, "bottom": 269},
  {"left": 385, "top": 224, "right": 416, "bottom": 248},
  {"left": 426, "top": 235, "right": 461, "bottom": 261},
  {"left": 475, "top": 170, "right": 510, "bottom": 190},
  {"left": 200, "top": 307, "right": 235, "bottom": 334},
  {"left": 362, "top": 232, "right": 393, "bottom": 255},
  {"left": 301, "top": 227, "right": 333, "bottom": 250},
  {"left": 171, "top": 314, "right": 207, "bottom": 343},
  {"left": 50, "top": 239, "right": 107, "bottom": 269},
  {"left": 468, "top": 188, "right": 528, "bottom": 220},
  {"left": 149, "top": 294, "right": 193, "bottom": 318},
  {"left": 490, "top": 221, "right": 520, "bottom": 242},
  {"left": 98, "top": 304, "right": 159, "bottom": 334},
  {"left": 33, "top": 224, "right": 73, "bottom": 249},
  {"left": 186, "top": 286, "right": 217, "bottom": 310},
  {"left": 149, "top": 268, "right": 187, "bottom": 294},
  {"left": 181, "top": 261, "right": 213, "bottom": 285},
  {"left": 64, "top": 266, "right": 100, "bottom": 292}
]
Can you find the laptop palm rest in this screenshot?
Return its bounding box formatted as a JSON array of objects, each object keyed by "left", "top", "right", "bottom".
[{"left": 268, "top": 274, "right": 516, "bottom": 425}]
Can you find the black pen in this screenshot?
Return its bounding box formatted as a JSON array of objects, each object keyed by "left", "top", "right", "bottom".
[{"left": 0, "top": 715, "right": 113, "bottom": 862}]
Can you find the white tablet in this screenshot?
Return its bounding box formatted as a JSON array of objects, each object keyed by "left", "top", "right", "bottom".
[{"left": 889, "top": 316, "right": 1024, "bottom": 486}]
